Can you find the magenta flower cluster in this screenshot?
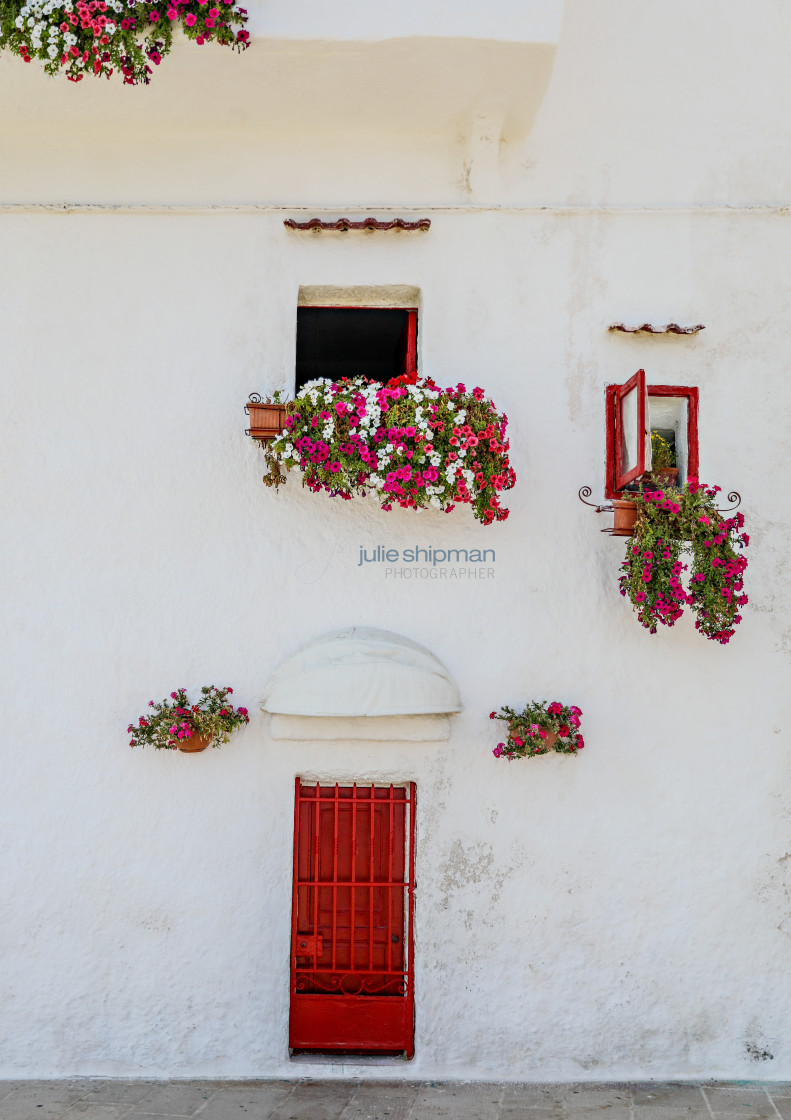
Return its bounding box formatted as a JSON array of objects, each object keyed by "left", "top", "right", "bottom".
[
  {"left": 266, "top": 375, "right": 515, "bottom": 526},
  {"left": 490, "top": 701, "right": 585, "bottom": 760},
  {"left": 618, "top": 478, "right": 749, "bottom": 644},
  {"left": 127, "top": 685, "right": 250, "bottom": 750}
]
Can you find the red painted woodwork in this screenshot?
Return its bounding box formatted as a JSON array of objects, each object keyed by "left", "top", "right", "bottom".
[
  {"left": 405, "top": 310, "right": 418, "bottom": 378},
  {"left": 645, "top": 384, "right": 699, "bottom": 483},
  {"left": 605, "top": 379, "right": 699, "bottom": 499},
  {"left": 614, "top": 368, "right": 648, "bottom": 491},
  {"left": 289, "top": 781, "right": 416, "bottom": 1057}
]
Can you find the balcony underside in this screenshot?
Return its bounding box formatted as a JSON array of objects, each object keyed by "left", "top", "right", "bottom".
[{"left": 0, "top": 36, "right": 557, "bottom": 204}]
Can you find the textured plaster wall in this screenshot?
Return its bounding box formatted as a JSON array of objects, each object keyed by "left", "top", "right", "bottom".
[{"left": 2, "top": 0, "right": 791, "bottom": 1086}]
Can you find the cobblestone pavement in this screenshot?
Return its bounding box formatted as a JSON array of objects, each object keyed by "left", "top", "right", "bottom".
[{"left": 2, "top": 1081, "right": 791, "bottom": 1120}]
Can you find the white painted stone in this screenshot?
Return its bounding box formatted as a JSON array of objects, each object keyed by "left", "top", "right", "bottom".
[
  {"left": 269, "top": 714, "right": 450, "bottom": 742},
  {"left": 261, "top": 628, "right": 462, "bottom": 717}
]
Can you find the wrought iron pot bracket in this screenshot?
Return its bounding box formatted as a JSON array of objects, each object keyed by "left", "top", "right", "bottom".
[{"left": 578, "top": 485, "right": 742, "bottom": 535}]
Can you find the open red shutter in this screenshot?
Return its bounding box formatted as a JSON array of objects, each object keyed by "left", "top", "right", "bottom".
[{"left": 614, "top": 369, "right": 649, "bottom": 490}]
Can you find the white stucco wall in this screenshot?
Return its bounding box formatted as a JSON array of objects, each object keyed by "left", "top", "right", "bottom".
[{"left": 2, "top": 0, "right": 791, "bottom": 1083}]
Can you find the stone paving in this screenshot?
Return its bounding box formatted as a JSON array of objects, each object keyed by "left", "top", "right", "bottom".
[{"left": 2, "top": 1081, "right": 791, "bottom": 1120}]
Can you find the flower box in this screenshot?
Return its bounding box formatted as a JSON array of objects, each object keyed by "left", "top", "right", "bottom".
[
  {"left": 245, "top": 399, "right": 291, "bottom": 442},
  {"left": 255, "top": 375, "right": 515, "bottom": 526}
]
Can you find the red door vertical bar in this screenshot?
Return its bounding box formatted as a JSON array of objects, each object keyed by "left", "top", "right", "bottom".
[
  {"left": 369, "top": 791, "right": 375, "bottom": 971},
  {"left": 405, "top": 782, "right": 416, "bottom": 1059},
  {"left": 406, "top": 310, "right": 418, "bottom": 377},
  {"left": 332, "top": 784, "right": 338, "bottom": 972},
  {"left": 290, "top": 781, "right": 416, "bottom": 1056},
  {"left": 290, "top": 779, "right": 301, "bottom": 1005}
]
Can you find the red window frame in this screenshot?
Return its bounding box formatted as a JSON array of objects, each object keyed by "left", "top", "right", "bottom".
[
  {"left": 289, "top": 779, "right": 416, "bottom": 1058},
  {"left": 296, "top": 306, "right": 417, "bottom": 387},
  {"left": 605, "top": 379, "right": 699, "bottom": 499},
  {"left": 614, "top": 368, "right": 648, "bottom": 491}
]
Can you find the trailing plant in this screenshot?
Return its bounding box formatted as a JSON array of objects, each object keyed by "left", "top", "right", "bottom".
[
  {"left": 264, "top": 376, "right": 515, "bottom": 526},
  {"left": 490, "top": 701, "right": 584, "bottom": 760},
  {"left": 127, "top": 685, "right": 249, "bottom": 749},
  {"left": 0, "top": 0, "right": 249, "bottom": 84},
  {"left": 618, "top": 478, "right": 749, "bottom": 644}
]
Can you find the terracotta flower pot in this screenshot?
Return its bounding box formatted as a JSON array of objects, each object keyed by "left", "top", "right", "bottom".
[
  {"left": 653, "top": 467, "right": 679, "bottom": 488},
  {"left": 611, "top": 498, "right": 638, "bottom": 537},
  {"left": 245, "top": 401, "right": 290, "bottom": 441},
  {"left": 177, "top": 732, "right": 212, "bottom": 754},
  {"left": 541, "top": 729, "right": 558, "bottom": 751}
]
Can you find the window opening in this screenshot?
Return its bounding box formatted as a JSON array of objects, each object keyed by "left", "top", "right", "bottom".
[
  {"left": 295, "top": 307, "right": 417, "bottom": 391},
  {"left": 605, "top": 375, "right": 699, "bottom": 498}
]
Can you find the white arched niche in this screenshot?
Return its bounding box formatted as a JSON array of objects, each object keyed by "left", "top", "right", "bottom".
[{"left": 261, "top": 627, "right": 462, "bottom": 742}]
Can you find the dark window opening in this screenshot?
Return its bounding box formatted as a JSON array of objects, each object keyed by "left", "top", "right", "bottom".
[{"left": 296, "top": 307, "right": 417, "bottom": 391}]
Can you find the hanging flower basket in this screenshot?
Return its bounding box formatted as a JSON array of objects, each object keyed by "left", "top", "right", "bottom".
[
  {"left": 619, "top": 479, "right": 749, "bottom": 644},
  {"left": 490, "top": 701, "right": 584, "bottom": 760},
  {"left": 252, "top": 375, "right": 515, "bottom": 526},
  {"left": 127, "top": 686, "right": 249, "bottom": 751}
]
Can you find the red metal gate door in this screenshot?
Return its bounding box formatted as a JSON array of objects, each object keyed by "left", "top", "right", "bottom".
[{"left": 289, "top": 780, "right": 416, "bottom": 1057}]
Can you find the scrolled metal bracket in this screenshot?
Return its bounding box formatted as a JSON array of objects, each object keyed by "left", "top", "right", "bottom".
[
  {"left": 579, "top": 485, "right": 626, "bottom": 535},
  {"left": 578, "top": 485, "right": 612, "bottom": 514},
  {"left": 247, "top": 392, "right": 264, "bottom": 404},
  {"left": 718, "top": 491, "right": 741, "bottom": 514}
]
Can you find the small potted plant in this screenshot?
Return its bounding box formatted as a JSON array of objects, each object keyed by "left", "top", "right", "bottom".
[
  {"left": 647, "top": 430, "right": 678, "bottom": 489},
  {"left": 618, "top": 478, "right": 749, "bottom": 643},
  {"left": 127, "top": 686, "right": 250, "bottom": 753},
  {"left": 489, "top": 700, "right": 584, "bottom": 760},
  {"left": 245, "top": 391, "right": 292, "bottom": 442}
]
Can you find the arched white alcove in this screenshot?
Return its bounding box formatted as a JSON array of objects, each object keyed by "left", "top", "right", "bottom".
[{"left": 261, "top": 627, "right": 462, "bottom": 741}]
